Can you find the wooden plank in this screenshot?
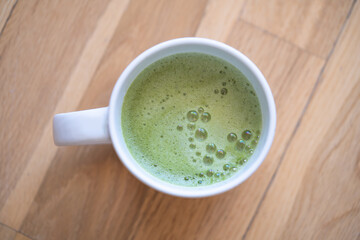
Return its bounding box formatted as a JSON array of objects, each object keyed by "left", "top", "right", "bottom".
[
  {"left": 241, "top": 0, "right": 354, "bottom": 58},
  {"left": 0, "top": 0, "right": 17, "bottom": 34},
  {"left": 0, "top": 224, "right": 16, "bottom": 240},
  {"left": 196, "top": 0, "right": 246, "bottom": 41},
  {"left": 245, "top": 1, "right": 360, "bottom": 239},
  {"left": 0, "top": 0, "right": 129, "bottom": 230}
]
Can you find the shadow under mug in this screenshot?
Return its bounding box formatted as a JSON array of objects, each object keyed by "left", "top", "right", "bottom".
[{"left": 53, "top": 37, "right": 276, "bottom": 198}]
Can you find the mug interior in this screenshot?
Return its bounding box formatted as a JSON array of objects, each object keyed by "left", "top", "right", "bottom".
[{"left": 109, "top": 38, "right": 276, "bottom": 198}]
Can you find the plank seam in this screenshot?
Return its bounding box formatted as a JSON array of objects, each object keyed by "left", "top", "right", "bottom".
[
  {"left": 0, "top": 221, "right": 35, "bottom": 240},
  {"left": 238, "top": 18, "right": 324, "bottom": 59},
  {"left": 0, "top": 0, "right": 18, "bottom": 37}
]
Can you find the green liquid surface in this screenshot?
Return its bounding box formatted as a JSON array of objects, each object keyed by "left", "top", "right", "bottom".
[{"left": 121, "top": 53, "right": 262, "bottom": 186}]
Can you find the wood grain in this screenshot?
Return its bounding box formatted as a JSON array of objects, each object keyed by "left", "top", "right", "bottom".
[
  {"left": 196, "top": 0, "right": 246, "bottom": 41},
  {"left": 0, "top": 0, "right": 359, "bottom": 239},
  {"left": 241, "top": 0, "right": 354, "bottom": 58},
  {"left": 245, "top": 1, "right": 360, "bottom": 239},
  {"left": 0, "top": 0, "right": 112, "bottom": 214},
  {"left": 0, "top": 0, "right": 17, "bottom": 34}
]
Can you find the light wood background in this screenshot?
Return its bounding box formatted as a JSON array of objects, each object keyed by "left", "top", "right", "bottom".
[{"left": 1, "top": 0, "right": 359, "bottom": 239}]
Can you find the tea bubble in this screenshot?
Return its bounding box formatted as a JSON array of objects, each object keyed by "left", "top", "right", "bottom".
[
  {"left": 188, "top": 137, "right": 194, "bottom": 142},
  {"left": 177, "top": 125, "right": 183, "bottom": 131},
  {"left": 203, "top": 155, "right": 214, "bottom": 165},
  {"left": 199, "top": 172, "right": 204, "bottom": 177},
  {"left": 207, "top": 169, "right": 214, "bottom": 177},
  {"left": 236, "top": 140, "right": 246, "bottom": 151},
  {"left": 187, "top": 110, "right": 199, "bottom": 122},
  {"left": 216, "top": 149, "right": 226, "bottom": 159},
  {"left": 198, "top": 180, "right": 203, "bottom": 184},
  {"left": 221, "top": 88, "right": 228, "bottom": 95},
  {"left": 198, "top": 107, "right": 204, "bottom": 113},
  {"left": 214, "top": 89, "right": 219, "bottom": 94},
  {"left": 196, "top": 152, "right": 201, "bottom": 156},
  {"left": 242, "top": 130, "right": 252, "bottom": 140},
  {"left": 215, "top": 173, "right": 221, "bottom": 177},
  {"left": 227, "top": 133, "right": 237, "bottom": 142},
  {"left": 201, "top": 112, "right": 211, "bottom": 123},
  {"left": 195, "top": 128, "right": 208, "bottom": 141},
  {"left": 206, "top": 143, "right": 217, "bottom": 154},
  {"left": 187, "top": 123, "right": 196, "bottom": 131},
  {"left": 184, "top": 176, "right": 189, "bottom": 181},
  {"left": 237, "top": 158, "right": 248, "bottom": 165},
  {"left": 223, "top": 164, "right": 230, "bottom": 171},
  {"left": 231, "top": 167, "right": 237, "bottom": 172},
  {"left": 189, "top": 143, "right": 196, "bottom": 149}
]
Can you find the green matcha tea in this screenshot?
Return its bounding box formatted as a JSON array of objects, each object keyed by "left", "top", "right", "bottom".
[{"left": 121, "top": 53, "right": 262, "bottom": 186}]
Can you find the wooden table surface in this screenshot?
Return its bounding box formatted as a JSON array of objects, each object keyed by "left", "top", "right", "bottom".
[{"left": 1, "top": 0, "right": 359, "bottom": 239}]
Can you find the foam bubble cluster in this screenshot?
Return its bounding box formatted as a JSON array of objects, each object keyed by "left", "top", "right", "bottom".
[
  {"left": 122, "top": 52, "right": 263, "bottom": 187},
  {"left": 174, "top": 105, "right": 262, "bottom": 185}
]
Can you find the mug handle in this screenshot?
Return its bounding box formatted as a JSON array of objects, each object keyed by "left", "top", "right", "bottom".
[{"left": 53, "top": 107, "right": 111, "bottom": 146}]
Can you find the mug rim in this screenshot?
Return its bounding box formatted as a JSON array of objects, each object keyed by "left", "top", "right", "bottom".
[{"left": 108, "top": 37, "right": 276, "bottom": 198}]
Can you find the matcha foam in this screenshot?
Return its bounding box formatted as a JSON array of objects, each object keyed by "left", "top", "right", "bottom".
[{"left": 121, "top": 53, "right": 262, "bottom": 186}]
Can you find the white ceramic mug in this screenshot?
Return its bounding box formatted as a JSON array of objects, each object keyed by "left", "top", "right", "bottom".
[{"left": 53, "top": 38, "right": 276, "bottom": 198}]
